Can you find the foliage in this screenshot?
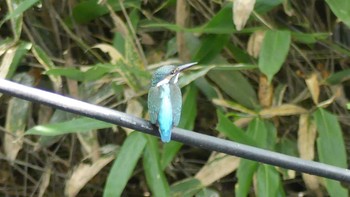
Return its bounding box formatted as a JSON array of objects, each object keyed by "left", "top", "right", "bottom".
[{"left": 1, "top": 0, "right": 350, "bottom": 196}]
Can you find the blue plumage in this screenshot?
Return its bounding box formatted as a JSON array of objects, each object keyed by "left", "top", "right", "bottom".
[
  {"left": 148, "top": 63, "right": 196, "bottom": 143},
  {"left": 157, "top": 84, "right": 173, "bottom": 142}
]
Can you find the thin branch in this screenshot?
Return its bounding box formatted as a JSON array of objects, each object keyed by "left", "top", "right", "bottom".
[{"left": 0, "top": 78, "right": 349, "bottom": 182}]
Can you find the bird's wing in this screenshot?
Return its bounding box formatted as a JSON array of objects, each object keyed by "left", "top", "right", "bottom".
[
  {"left": 170, "top": 84, "right": 182, "bottom": 126},
  {"left": 148, "top": 86, "right": 161, "bottom": 124}
]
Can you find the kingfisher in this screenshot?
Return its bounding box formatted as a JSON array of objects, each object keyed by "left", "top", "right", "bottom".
[{"left": 148, "top": 62, "right": 197, "bottom": 143}]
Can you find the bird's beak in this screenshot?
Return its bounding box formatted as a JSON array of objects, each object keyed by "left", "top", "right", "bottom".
[{"left": 177, "top": 62, "right": 197, "bottom": 73}]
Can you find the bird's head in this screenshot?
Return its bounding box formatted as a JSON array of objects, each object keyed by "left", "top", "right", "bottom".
[{"left": 150, "top": 62, "right": 197, "bottom": 87}]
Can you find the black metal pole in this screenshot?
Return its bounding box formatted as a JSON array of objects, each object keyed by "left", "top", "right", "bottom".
[{"left": 0, "top": 78, "right": 349, "bottom": 182}]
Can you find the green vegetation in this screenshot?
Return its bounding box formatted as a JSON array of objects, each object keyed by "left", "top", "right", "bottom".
[{"left": 1, "top": 0, "right": 350, "bottom": 196}]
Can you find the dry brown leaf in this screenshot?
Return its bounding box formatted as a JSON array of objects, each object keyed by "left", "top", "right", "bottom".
[
  {"left": 4, "top": 74, "right": 33, "bottom": 161},
  {"left": 233, "top": 0, "right": 256, "bottom": 31},
  {"left": 77, "top": 131, "right": 101, "bottom": 162},
  {"left": 4, "top": 133, "right": 23, "bottom": 161},
  {"left": 305, "top": 73, "right": 320, "bottom": 104},
  {"left": 317, "top": 95, "right": 336, "bottom": 108},
  {"left": 139, "top": 33, "right": 155, "bottom": 45},
  {"left": 92, "top": 44, "right": 123, "bottom": 64},
  {"left": 195, "top": 152, "right": 240, "bottom": 186},
  {"left": 259, "top": 104, "right": 307, "bottom": 118},
  {"left": 176, "top": 0, "right": 190, "bottom": 61},
  {"left": 234, "top": 117, "right": 253, "bottom": 128},
  {"left": 298, "top": 114, "right": 321, "bottom": 193},
  {"left": 258, "top": 75, "right": 274, "bottom": 108},
  {"left": 247, "top": 31, "right": 265, "bottom": 58},
  {"left": 107, "top": 4, "right": 128, "bottom": 38},
  {"left": 0, "top": 40, "right": 14, "bottom": 57},
  {"left": 65, "top": 155, "right": 114, "bottom": 197},
  {"left": 330, "top": 85, "right": 348, "bottom": 107},
  {"left": 38, "top": 166, "right": 51, "bottom": 197},
  {"left": 0, "top": 46, "right": 17, "bottom": 78},
  {"left": 283, "top": 0, "right": 295, "bottom": 16},
  {"left": 124, "top": 88, "right": 143, "bottom": 134}
]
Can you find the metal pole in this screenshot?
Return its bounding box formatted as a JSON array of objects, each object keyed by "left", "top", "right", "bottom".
[{"left": 0, "top": 78, "right": 349, "bottom": 182}]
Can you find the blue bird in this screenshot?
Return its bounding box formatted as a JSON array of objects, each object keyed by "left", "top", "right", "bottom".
[{"left": 148, "top": 62, "right": 197, "bottom": 142}]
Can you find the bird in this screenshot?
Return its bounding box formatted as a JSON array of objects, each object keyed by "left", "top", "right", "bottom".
[{"left": 148, "top": 62, "right": 197, "bottom": 142}]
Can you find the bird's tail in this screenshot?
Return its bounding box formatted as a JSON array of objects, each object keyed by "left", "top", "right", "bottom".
[{"left": 160, "top": 128, "right": 171, "bottom": 143}]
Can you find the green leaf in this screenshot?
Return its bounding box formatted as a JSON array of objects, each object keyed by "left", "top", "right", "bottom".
[
  {"left": 171, "top": 178, "right": 202, "bottom": 197},
  {"left": 200, "top": 5, "right": 235, "bottom": 34},
  {"left": 71, "top": 0, "right": 140, "bottom": 24},
  {"left": 246, "top": 118, "right": 276, "bottom": 150},
  {"left": 226, "top": 42, "right": 253, "bottom": 63},
  {"left": 5, "top": 0, "right": 25, "bottom": 40},
  {"left": 193, "top": 34, "right": 230, "bottom": 63},
  {"left": 178, "top": 85, "right": 198, "bottom": 130},
  {"left": 216, "top": 110, "right": 255, "bottom": 146},
  {"left": 325, "top": 0, "right": 350, "bottom": 28},
  {"left": 0, "top": 41, "right": 31, "bottom": 79},
  {"left": 25, "top": 117, "right": 113, "bottom": 136},
  {"left": 194, "top": 77, "right": 218, "bottom": 100},
  {"left": 129, "top": 9, "right": 140, "bottom": 30},
  {"left": 255, "top": 0, "right": 283, "bottom": 13},
  {"left": 113, "top": 32, "right": 126, "bottom": 56},
  {"left": 256, "top": 164, "right": 283, "bottom": 197},
  {"left": 103, "top": 132, "right": 147, "bottom": 197},
  {"left": 292, "top": 32, "right": 330, "bottom": 44},
  {"left": 313, "top": 108, "right": 347, "bottom": 167},
  {"left": 208, "top": 70, "right": 258, "bottom": 109},
  {"left": 195, "top": 188, "right": 220, "bottom": 197},
  {"left": 160, "top": 141, "right": 182, "bottom": 170},
  {"left": 235, "top": 159, "right": 258, "bottom": 197},
  {"left": 143, "top": 136, "right": 170, "bottom": 197},
  {"left": 84, "top": 64, "right": 113, "bottom": 81},
  {"left": 141, "top": 22, "right": 183, "bottom": 32},
  {"left": 0, "top": 0, "right": 40, "bottom": 27},
  {"left": 179, "top": 66, "right": 213, "bottom": 88},
  {"left": 258, "top": 30, "right": 291, "bottom": 83},
  {"left": 161, "top": 85, "right": 198, "bottom": 169},
  {"left": 36, "top": 110, "right": 76, "bottom": 148},
  {"left": 46, "top": 64, "right": 113, "bottom": 82},
  {"left": 325, "top": 68, "right": 350, "bottom": 85},
  {"left": 142, "top": 2, "right": 282, "bottom": 34},
  {"left": 275, "top": 138, "right": 298, "bottom": 157},
  {"left": 32, "top": 45, "right": 62, "bottom": 90},
  {"left": 46, "top": 68, "right": 85, "bottom": 81},
  {"left": 313, "top": 108, "right": 348, "bottom": 197},
  {"left": 6, "top": 42, "right": 31, "bottom": 78},
  {"left": 166, "top": 33, "right": 201, "bottom": 59},
  {"left": 235, "top": 119, "right": 280, "bottom": 197}
]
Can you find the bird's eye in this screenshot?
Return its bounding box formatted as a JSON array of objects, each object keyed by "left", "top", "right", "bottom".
[{"left": 170, "top": 70, "right": 176, "bottom": 75}]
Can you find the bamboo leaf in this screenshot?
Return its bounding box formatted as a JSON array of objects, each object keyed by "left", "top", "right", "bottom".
[
  {"left": 313, "top": 108, "right": 348, "bottom": 197},
  {"left": 26, "top": 117, "right": 113, "bottom": 136},
  {"left": 325, "top": 0, "right": 350, "bottom": 28},
  {"left": 1, "top": 0, "right": 40, "bottom": 27},
  {"left": 103, "top": 132, "right": 147, "bottom": 197},
  {"left": 216, "top": 110, "right": 255, "bottom": 146},
  {"left": 143, "top": 136, "right": 170, "bottom": 197},
  {"left": 170, "top": 178, "right": 202, "bottom": 197},
  {"left": 258, "top": 30, "right": 291, "bottom": 83},
  {"left": 256, "top": 165, "right": 283, "bottom": 197},
  {"left": 235, "top": 159, "right": 258, "bottom": 197},
  {"left": 208, "top": 70, "right": 258, "bottom": 109}
]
